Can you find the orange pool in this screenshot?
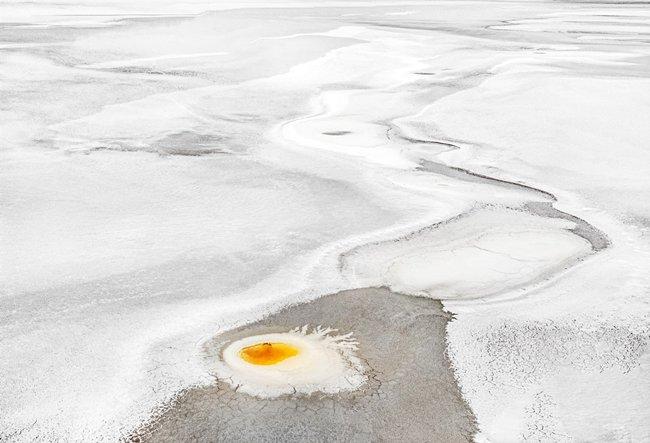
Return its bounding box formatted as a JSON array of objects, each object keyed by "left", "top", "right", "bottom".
[{"left": 239, "top": 342, "right": 300, "bottom": 365}]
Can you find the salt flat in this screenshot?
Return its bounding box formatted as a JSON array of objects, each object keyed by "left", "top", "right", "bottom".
[{"left": 1, "top": 0, "right": 649, "bottom": 441}]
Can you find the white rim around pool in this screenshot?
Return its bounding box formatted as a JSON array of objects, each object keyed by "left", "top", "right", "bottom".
[{"left": 213, "top": 325, "right": 366, "bottom": 397}]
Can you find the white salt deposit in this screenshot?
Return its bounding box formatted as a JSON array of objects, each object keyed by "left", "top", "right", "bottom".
[
  {"left": 343, "top": 208, "right": 592, "bottom": 300},
  {"left": 215, "top": 326, "right": 365, "bottom": 397},
  {"left": 1, "top": 0, "right": 649, "bottom": 441}
]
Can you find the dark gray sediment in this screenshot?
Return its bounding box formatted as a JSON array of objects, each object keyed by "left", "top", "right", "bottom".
[
  {"left": 524, "top": 202, "right": 609, "bottom": 251},
  {"left": 131, "top": 287, "right": 477, "bottom": 442},
  {"left": 419, "top": 159, "right": 609, "bottom": 251}
]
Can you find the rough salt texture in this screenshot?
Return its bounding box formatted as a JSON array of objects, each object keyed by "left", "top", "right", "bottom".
[
  {"left": 3, "top": 0, "right": 650, "bottom": 440},
  {"left": 131, "top": 287, "right": 476, "bottom": 442}
]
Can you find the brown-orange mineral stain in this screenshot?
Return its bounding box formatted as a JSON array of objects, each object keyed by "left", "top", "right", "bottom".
[{"left": 239, "top": 342, "right": 300, "bottom": 365}]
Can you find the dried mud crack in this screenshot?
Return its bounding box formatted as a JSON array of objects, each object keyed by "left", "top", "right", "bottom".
[{"left": 130, "top": 287, "right": 477, "bottom": 442}]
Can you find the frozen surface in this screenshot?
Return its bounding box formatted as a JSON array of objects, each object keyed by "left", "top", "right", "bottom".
[{"left": 1, "top": 0, "right": 649, "bottom": 441}]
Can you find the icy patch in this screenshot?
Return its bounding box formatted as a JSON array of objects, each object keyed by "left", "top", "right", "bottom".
[{"left": 213, "top": 326, "right": 365, "bottom": 397}]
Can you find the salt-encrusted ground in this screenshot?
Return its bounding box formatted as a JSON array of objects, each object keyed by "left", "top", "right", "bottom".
[{"left": 1, "top": 0, "right": 649, "bottom": 441}]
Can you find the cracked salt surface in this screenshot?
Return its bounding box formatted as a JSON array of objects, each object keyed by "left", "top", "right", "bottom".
[{"left": 342, "top": 207, "right": 592, "bottom": 300}]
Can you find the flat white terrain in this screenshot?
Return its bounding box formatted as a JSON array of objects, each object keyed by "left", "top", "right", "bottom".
[{"left": 1, "top": 0, "right": 649, "bottom": 440}]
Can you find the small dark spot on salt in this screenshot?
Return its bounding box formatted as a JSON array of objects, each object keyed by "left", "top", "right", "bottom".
[{"left": 322, "top": 131, "right": 352, "bottom": 136}]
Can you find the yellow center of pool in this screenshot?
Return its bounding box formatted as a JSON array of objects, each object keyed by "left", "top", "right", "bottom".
[{"left": 239, "top": 342, "right": 300, "bottom": 365}]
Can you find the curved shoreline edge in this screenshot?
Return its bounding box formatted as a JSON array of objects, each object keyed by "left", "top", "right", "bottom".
[{"left": 418, "top": 159, "right": 609, "bottom": 252}]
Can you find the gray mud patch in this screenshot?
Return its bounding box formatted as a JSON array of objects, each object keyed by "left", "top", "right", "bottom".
[
  {"left": 419, "top": 159, "right": 555, "bottom": 202},
  {"left": 525, "top": 201, "right": 609, "bottom": 251},
  {"left": 131, "top": 287, "right": 477, "bottom": 442},
  {"left": 83, "top": 132, "right": 232, "bottom": 157}
]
